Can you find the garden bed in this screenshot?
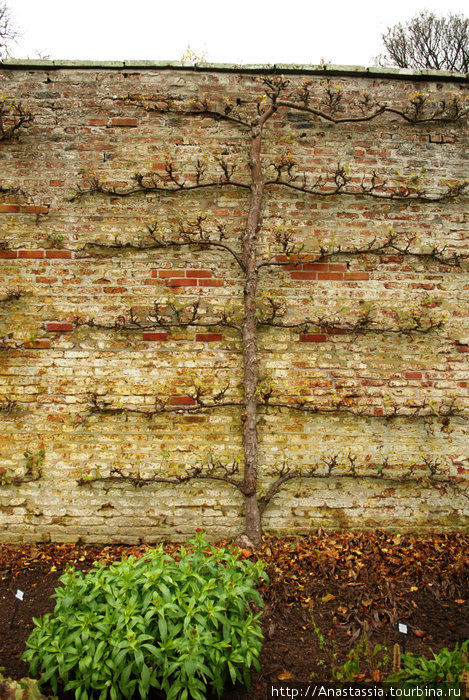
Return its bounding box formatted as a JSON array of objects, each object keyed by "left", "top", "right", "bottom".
[{"left": 1, "top": 532, "right": 468, "bottom": 698}]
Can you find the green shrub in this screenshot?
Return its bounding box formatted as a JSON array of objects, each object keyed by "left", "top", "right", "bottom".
[
  {"left": 388, "top": 640, "right": 469, "bottom": 685},
  {"left": 23, "top": 531, "right": 268, "bottom": 700},
  {"left": 331, "top": 635, "right": 390, "bottom": 683}
]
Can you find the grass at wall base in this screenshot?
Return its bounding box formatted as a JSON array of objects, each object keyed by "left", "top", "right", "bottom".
[{"left": 22, "top": 531, "right": 268, "bottom": 700}]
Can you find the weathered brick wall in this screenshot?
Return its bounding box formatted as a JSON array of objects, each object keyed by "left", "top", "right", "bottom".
[{"left": 0, "top": 61, "right": 468, "bottom": 543}]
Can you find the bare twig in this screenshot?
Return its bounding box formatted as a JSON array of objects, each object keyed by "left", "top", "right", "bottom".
[
  {"left": 0, "top": 396, "right": 16, "bottom": 413},
  {"left": 0, "top": 100, "right": 34, "bottom": 141},
  {"left": 0, "top": 289, "right": 22, "bottom": 303}
]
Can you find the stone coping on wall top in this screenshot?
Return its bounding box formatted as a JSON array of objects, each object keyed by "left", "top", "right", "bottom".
[{"left": 1, "top": 59, "right": 468, "bottom": 81}]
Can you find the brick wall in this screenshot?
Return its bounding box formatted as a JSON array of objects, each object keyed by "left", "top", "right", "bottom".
[{"left": 0, "top": 61, "right": 468, "bottom": 543}]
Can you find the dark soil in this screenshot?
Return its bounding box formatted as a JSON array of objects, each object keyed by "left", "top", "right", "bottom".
[{"left": 1, "top": 532, "right": 468, "bottom": 699}]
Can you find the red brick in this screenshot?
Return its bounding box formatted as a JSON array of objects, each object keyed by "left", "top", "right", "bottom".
[
  {"left": 45, "top": 322, "right": 74, "bottom": 332},
  {"left": 89, "top": 119, "right": 107, "bottom": 126},
  {"left": 103, "top": 286, "right": 127, "bottom": 293},
  {"left": 0, "top": 204, "right": 20, "bottom": 213},
  {"left": 36, "top": 277, "right": 58, "bottom": 284},
  {"left": 198, "top": 279, "right": 224, "bottom": 287},
  {"left": 317, "top": 272, "right": 344, "bottom": 281},
  {"left": 45, "top": 250, "right": 73, "bottom": 259},
  {"left": 373, "top": 407, "right": 384, "bottom": 416},
  {"left": 405, "top": 371, "right": 422, "bottom": 379},
  {"left": 302, "top": 263, "right": 329, "bottom": 271},
  {"left": 24, "top": 339, "right": 50, "bottom": 349},
  {"left": 344, "top": 273, "right": 370, "bottom": 281},
  {"left": 171, "top": 396, "right": 196, "bottom": 405},
  {"left": 286, "top": 254, "right": 316, "bottom": 263},
  {"left": 189, "top": 270, "right": 212, "bottom": 278},
  {"left": 195, "top": 333, "right": 222, "bottom": 341},
  {"left": 291, "top": 272, "right": 317, "bottom": 280},
  {"left": 0, "top": 250, "right": 17, "bottom": 258},
  {"left": 18, "top": 250, "right": 44, "bottom": 258},
  {"left": 156, "top": 270, "right": 185, "bottom": 278},
  {"left": 166, "top": 278, "right": 198, "bottom": 287},
  {"left": 21, "top": 205, "right": 49, "bottom": 214},
  {"left": 456, "top": 345, "right": 469, "bottom": 353},
  {"left": 300, "top": 334, "right": 328, "bottom": 342},
  {"left": 49, "top": 180, "right": 64, "bottom": 186},
  {"left": 143, "top": 332, "right": 168, "bottom": 341},
  {"left": 111, "top": 118, "right": 138, "bottom": 127},
  {"left": 329, "top": 263, "right": 348, "bottom": 271}
]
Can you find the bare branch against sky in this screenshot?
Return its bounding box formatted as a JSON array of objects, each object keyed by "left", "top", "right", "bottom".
[
  {"left": 0, "top": 1, "right": 17, "bottom": 58},
  {"left": 378, "top": 11, "right": 468, "bottom": 72}
]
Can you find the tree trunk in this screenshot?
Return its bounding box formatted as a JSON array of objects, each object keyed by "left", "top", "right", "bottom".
[{"left": 241, "top": 119, "right": 265, "bottom": 547}]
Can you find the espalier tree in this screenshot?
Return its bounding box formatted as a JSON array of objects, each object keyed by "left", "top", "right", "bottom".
[{"left": 71, "top": 74, "right": 469, "bottom": 547}]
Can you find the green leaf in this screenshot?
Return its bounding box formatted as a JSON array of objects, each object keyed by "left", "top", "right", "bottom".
[{"left": 158, "top": 615, "right": 168, "bottom": 641}]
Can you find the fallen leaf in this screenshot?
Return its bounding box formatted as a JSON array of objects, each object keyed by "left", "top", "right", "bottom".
[
  {"left": 410, "top": 586, "right": 419, "bottom": 592},
  {"left": 321, "top": 593, "right": 336, "bottom": 603},
  {"left": 372, "top": 669, "right": 381, "bottom": 682},
  {"left": 413, "top": 629, "right": 425, "bottom": 638},
  {"left": 455, "top": 599, "right": 465, "bottom": 605},
  {"left": 278, "top": 671, "right": 294, "bottom": 681}
]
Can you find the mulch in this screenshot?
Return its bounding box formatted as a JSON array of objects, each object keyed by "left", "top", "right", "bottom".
[{"left": 0, "top": 531, "right": 468, "bottom": 698}]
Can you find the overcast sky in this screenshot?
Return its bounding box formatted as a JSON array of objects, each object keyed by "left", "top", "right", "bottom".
[{"left": 7, "top": 0, "right": 469, "bottom": 67}]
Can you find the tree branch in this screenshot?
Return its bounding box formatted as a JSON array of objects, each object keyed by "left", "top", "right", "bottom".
[
  {"left": 258, "top": 452, "right": 468, "bottom": 514},
  {"left": 77, "top": 455, "right": 245, "bottom": 492},
  {"left": 84, "top": 390, "right": 242, "bottom": 419},
  {"left": 121, "top": 92, "right": 251, "bottom": 128},
  {"left": 263, "top": 396, "right": 464, "bottom": 422},
  {"left": 259, "top": 228, "right": 469, "bottom": 270},
  {"left": 0, "top": 99, "right": 34, "bottom": 141},
  {"left": 69, "top": 164, "right": 251, "bottom": 202},
  {"left": 76, "top": 298, "right": 241, "bottom": 332},
  {"left": 259, "top": 306, "right": 444, "bottom": 336},
  {"left": 264, "top": 163, "right": 468, "bottom": 202}
]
